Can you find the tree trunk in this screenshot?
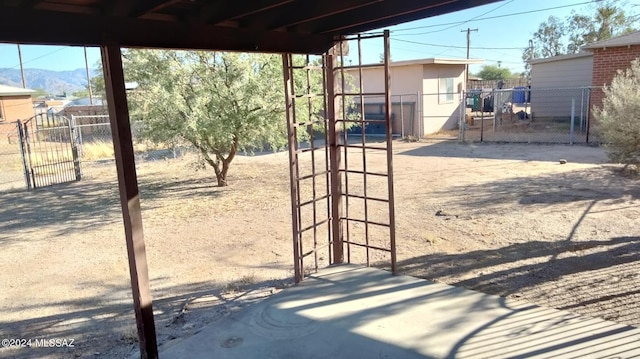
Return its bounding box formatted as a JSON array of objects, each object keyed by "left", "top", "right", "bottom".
[
  {"left": 216, "top": 174, "right": 228, "bottom": 187},
  {"left": 189, "top": 136, "right": 237, "bottom": 187},
  {"left": 212, "top": 160, "right": 227, "bottom": 187}
]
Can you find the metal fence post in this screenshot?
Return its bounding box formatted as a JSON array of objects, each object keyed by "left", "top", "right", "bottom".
[
  {"left": 459, "top": 90, "right": 465, "bottom": 142},
  {"left": 69, "top": 115, "right": 82, "bottom": 180},
  {"left": 416, "top": 91, "right": 421, "bottom": 138},
  {"left": 399, "top": 95, "right": 404, "bottom": 138},
  {"left": 586, "top": 88, "right": 592, "bottom": 143},
  {"left": 570, "top": 98, "right": 575, "bottom": 145},
  {"left": 580, "top": 88, "right": 585, "bottom": 134},
  {"left": 17, "top": 119, "right": 31, "bottom": 190}
]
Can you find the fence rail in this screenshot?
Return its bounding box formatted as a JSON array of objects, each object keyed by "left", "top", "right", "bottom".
[
  {"left": 460, "top": 87, "right": 601, "bottom": 144},
  {"left": 0, "top": 114, "right": 119, "bottom": 192}
]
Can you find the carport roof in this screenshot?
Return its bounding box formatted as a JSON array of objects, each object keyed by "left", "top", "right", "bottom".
[{"left": 0, "top": 0, "right": 501, "bottom": 54}]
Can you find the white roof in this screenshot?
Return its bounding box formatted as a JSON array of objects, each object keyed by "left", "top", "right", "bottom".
[
  {"left": 0, "top": 84, "right": 35, "bottom": 97},
  {"left": 528, "top": 52, "right": 593, "bottom": 65},
  {"left": 347, "top": 57, "right": 483, "bottom": 70}
]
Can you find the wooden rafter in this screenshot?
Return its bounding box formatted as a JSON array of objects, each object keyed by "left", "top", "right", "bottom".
[
  {"left": 248, "top": 0, "right": 384, "bottom": 30},
  {"left": 296, "top": 0, "right": 462, "bottom": 34},
  {"left": 132, "top": 0, "right": 181, "bottom": 18},
  {"left": 198, "top": 0, "right": 294, "bottom": 25},
  {"left": 0, "top": 6, "right": 335, "bottom": 54}
]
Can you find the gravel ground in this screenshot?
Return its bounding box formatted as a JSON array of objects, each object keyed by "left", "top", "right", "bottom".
[{"left": 0, "top": 140, "right": 638, "bottom": 358}]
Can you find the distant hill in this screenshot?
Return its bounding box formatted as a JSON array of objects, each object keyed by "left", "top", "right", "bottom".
[{"left": 0, "top": 68, "right": 95, "bottom": 96}]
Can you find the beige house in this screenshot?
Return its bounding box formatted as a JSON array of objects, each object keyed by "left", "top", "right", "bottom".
[
  {"left": 0, "top": 84, "right": 35, "bottom": 122},
  {"left": 347, "top": 57, "right": 482, "bottom": 136}
]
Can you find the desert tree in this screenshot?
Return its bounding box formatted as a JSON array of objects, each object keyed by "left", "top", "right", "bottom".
[
  {"left": 124, "top": 50, "right": 289, "bottom": 186},
  {"left": 475, "top": 65, "right": 514, "bottom": 81},
  {"left": 123, "top": 50, "right": 331, "bottom": 187},
  {"left": 522, "top": 1, "right": 636, "bottom": 73}
]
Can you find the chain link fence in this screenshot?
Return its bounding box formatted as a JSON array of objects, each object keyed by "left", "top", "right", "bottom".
[
  {"left": 460, "top": 87, "right": 600, "bottom": 144},
  {"left": 0, "top": 121, "right": 27, "bottom": 192}
]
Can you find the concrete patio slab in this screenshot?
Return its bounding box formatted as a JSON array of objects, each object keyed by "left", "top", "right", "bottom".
[{"left": 160, "top": 264, "right": 640, "bottom": 359}]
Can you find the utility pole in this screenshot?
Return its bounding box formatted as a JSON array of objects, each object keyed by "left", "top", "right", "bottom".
[
  {"left": 461, "top": 28, "right": 478, "bottom": 87},
  {"left": 84, "top": 47, "right": 94, "bottom": 105},
  {"left": 17, "top": 44, "right": 26, "bottom": 88}
]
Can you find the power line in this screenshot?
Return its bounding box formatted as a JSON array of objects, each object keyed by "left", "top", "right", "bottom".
[
  {"left": 392, "top": 38, "right": 526, "bottom": 50},
  {"left": 422, "top": 0, "right": 515, "bottom": 35},
  {"left": 392, "top": 1, "right": 595, "bottom": 35},
  {"left": 0, "top": 46, "right": 70, "bottom": 70}
]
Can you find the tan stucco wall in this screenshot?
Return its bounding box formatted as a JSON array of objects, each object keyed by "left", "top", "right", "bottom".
[
  {"left": 348, "top": 63, "right": 466, "bottom": 136},
  {"left": 0, "top": 95, "right": 34, "bottom": 122},
  {"left": 421, "top": 64, "right": 466, "bottom": 135}
]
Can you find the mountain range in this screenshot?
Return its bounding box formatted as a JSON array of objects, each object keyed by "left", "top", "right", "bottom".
[{"left": 0, "top": 67, "right": 96, "bottom": 96}]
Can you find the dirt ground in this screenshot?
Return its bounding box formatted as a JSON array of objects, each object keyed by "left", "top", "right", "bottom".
[{"left": 0, "top": 140, "right": 638, "bottom": 358}]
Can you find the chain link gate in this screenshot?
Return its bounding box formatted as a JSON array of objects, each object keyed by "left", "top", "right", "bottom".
[
  {"left": 284, "top": 30, "right": 396, "bottom": 283},
  {"left": 18, "top": 113, "right": 81, "bottom": 189}
]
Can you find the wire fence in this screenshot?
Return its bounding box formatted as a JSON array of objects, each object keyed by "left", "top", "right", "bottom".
[
  {"left": 460, "top": 87, "right": 601, "bottom": 144},
  {"left": 1, "top": 115, "right": 127, "bottom": 192},
  {"left": 0, "top": 121, "right": 27, "bottom": 192}
]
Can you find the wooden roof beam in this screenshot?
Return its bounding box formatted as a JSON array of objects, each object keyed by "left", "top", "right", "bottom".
[
  {"left": 198, "top": 0, "right": 294, "bottom": 25},
  {"left": 0, "top": 6, "right": 336, "bottom": 54},
  {"left": 312, "top": 0, "right": 461, "bottom": 34},
  {"left": 309, "top": 0, "right": 500, "bottom": 35},
  {"left": 132, "top": 0, "right": 182, "bottom": 18},
  {"left": 258, "top": 0, "right": 384, "bottom": 30}
]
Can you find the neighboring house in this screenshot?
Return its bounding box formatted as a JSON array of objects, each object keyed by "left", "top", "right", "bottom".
[
  {"left": 583, "top": 30, "right": 640, "bottom": 109},
  {"left": 528, "top": 31, "right": 640, "bottom": 121},
  {"left": 0, "top": 84, "right": 35, "bottom": 122},
  {"left": 33, "top": 99, "right": 69, "bottom": 115},
  {"left": 529, "top": 52, "right": 593, "bottom": 119},
  {"left": 346, "top": 57, "right": 482, "bottom": 136}
]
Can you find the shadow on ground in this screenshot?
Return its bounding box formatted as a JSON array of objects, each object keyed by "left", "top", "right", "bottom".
[
  {"left": 0, "top": 275, "right": 291, "bottom": 359},
  {"left": 398, "top": 235, "right": 640, "bottom": 326},
  {"left": 397, "top": 140, "right": 608, "bottom": 164},
  {"left": 421, "top": 167, "right": 640, "bottom": 215},
  {"left": 0, "top": 172, "right": 223, "bottom": 242}
]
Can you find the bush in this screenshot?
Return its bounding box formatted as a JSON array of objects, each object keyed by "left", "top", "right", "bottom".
[{"left": 594, "top": 59, "right": 640, "bottom": 169}]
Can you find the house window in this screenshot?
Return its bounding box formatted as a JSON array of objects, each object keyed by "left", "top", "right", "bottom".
[{"left": 439, "top": 77, "right": 455, "bottom": 104}]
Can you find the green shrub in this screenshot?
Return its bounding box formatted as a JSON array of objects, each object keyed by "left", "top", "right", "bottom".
[{"left": 594, "top": 59, "right": 640, "bottom": 169}]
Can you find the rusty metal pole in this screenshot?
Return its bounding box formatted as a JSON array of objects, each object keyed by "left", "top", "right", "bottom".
[
  {"left": 327, "top": 53, "right": 344, "bottom": 265},
  {"left": 101, "top": 45, "right": 158, "bottom": 359},
  {"left": 383, "top": 30, "right": 397, "bottom": 274},
  {"left": 282, "top": 53, "right": 303, "bottom": 283}
]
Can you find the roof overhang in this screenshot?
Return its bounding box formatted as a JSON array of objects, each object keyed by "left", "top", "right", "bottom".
[
  {"left": 529, "top": 52, "right": 593, "bottom": 65},
  {"left": 345, "top": 57, "right": 483, "bottom": 70},
  {"left": 0, "top": 85, "right": 35, "bottom": 97},
  {"left": 0, "top": 0, "right": 502, "bottom": 54}
]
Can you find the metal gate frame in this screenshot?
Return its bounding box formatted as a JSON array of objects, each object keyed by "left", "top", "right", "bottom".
[
  {"left": 19, "top": 113, "right": 81, "bottom": 190},
  {"left": 284, "top": 30, "right": 396, "bottom": 283}
]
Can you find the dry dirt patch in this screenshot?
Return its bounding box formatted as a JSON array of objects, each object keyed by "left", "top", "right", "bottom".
[{"left": 0, "top": 140, "right": 638, "bottom": 358}]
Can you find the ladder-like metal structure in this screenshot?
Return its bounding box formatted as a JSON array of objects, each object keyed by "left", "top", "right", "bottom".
[{"left": 283, "top": 30, "right": 396, "bottom": 283}]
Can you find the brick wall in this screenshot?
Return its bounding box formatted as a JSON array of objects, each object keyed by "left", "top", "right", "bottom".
[{"left": 590, "top": 44, "right": 640, "bottom": 108}]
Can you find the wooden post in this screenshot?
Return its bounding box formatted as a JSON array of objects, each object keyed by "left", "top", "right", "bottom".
[
  {"left": 101, "top": 45, "right": 158, "bottom": 359},
  {"left": 383, "top": 30, "right": 397, "bottom": 274},
  {"left": 327, "top": 53, "right": 343, "bottom": 265},
  {"left": 282, "top": 53, "right": 303, "bottom": 283}
]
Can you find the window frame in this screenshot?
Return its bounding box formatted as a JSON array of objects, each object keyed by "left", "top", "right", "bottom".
[{"left": 438, "top": 77, "right": 455, "bottom": 104}]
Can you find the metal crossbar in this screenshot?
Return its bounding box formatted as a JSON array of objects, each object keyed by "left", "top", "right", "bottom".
[
  {"left": 335, "top": 31, "right": 396, "bottom": 270},
  {"left": 284, "top": 30, "right": 397, "bottom": 282}
]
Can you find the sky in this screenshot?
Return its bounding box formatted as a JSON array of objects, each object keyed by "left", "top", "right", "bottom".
[{"left": 0, "top": 0, "right": 637, "bottom": 76}]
